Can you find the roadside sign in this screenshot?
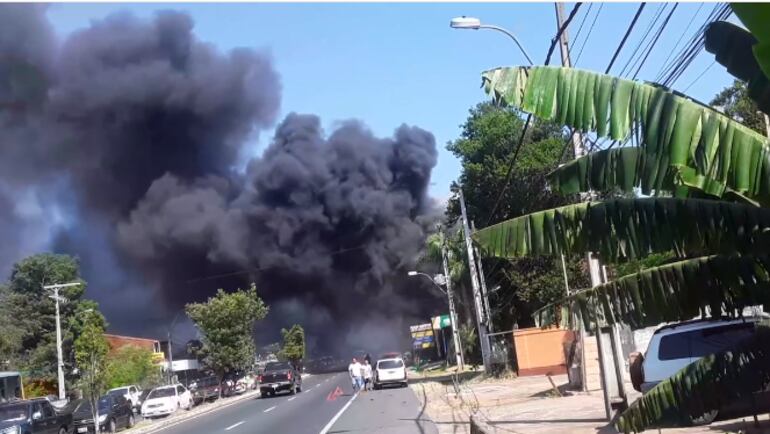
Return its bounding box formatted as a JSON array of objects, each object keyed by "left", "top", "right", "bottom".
[
  {"left": 432, "top": 314, "right": 451, "bottom": 329},
  {"left": 410, "top": 323, "right": 434, "bottom": 348}
]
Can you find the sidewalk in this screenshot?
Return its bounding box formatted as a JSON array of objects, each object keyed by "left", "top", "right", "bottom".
[{"left": 412, "top": 373, "right": 770, "bottom": 434}]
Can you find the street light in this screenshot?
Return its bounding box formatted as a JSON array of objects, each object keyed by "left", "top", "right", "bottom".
[
  {"left": 44, "top": 281, "right": 83, "bottom": 400},
  {"left": 407, "top": 270, "right": 464, "bottom": 370},
  {"left": 407, "top": 271, "right": 447, "bottom": 295},
  {"left": 449, "top": 16, "right": 535, "bottom": 66}
]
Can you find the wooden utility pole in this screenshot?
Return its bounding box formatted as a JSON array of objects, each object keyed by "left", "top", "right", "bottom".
[{"left": 555, "top": 2, "right": 627, "bottom": 419}]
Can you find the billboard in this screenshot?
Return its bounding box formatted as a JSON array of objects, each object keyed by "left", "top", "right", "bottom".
[
  {"left": 432, "top": 314, "right": 451, "bottom": 329},
  {"left": 410, "top": 323, "right": 434, "bottom": 349}
]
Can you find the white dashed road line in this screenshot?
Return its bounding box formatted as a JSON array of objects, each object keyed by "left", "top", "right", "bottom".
[
  {"left": 225, "top": 421, "right": 244, "bottom": 431},
  {"left": 264, "top": 406, "right": 276, "bottom": 413},
  {"left": 288, "top": 397, "right": 296, "bottom": 401}
]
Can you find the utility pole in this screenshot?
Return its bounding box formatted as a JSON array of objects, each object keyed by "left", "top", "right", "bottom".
[
  {"left": 458, "top": 189, "right": 492, "bottom": 371},
  {"left": 555, "top": 3, "right": 626, "bottom": 418},
  {"left": 441, "top": 241, "right": 465, "bottom": 370},
  {"left": 471, "top": 222, "right": 493, "bottom": 334},
  {"left": 44, "top": 282, "right": 82, "bottom": 400}
]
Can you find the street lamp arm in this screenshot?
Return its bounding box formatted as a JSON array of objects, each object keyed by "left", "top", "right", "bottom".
[
  {"left": 478, "top": 24, "right": 535, "bottom": 66},
  {"left": 410, "top": 272, "right": 448, "bottom": 296}
]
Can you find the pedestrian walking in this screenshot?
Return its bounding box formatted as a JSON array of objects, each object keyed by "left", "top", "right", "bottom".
[
  {"left": 363, "top": 359, "right": 373, "bottom": 391},
  {"left": 348, "top": 357, "right": 363, "bottom": 392}
]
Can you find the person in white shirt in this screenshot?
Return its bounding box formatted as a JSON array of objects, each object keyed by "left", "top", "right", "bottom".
[
  {"left": 348, "top": 358, "right": 363, "bottom": 392},
  {"left": 362, "top": 360, "right": 373, "bottom": 391}
]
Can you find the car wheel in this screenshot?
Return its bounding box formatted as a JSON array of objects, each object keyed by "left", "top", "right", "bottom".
[
  {"left": 688, "top": 409, "right": 718, "bottom": 426},
  {"left": 108, "top": 418, "right": 116, "bottom": 433},
  {"left": 402, "top": 382, "right": 408, "bottom": 388},
  {"left": 297, "top": 383, "right": 302, "bottom": 393},
  {"left": 128, "top": 413, "right": 135, "bottom": 428},
  {"left": 187, "top": 400, "right": 193, "bottom": 411}
]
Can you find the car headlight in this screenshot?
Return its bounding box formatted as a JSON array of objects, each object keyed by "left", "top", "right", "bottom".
[
  {"left": 0, "top": 426, "right": 20, "bottom": 434},
  {"left": 98, "top": 414, "right": 107, "bottom": 423}
]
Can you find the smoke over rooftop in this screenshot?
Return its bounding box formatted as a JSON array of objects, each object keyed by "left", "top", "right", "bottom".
[{"left": 0, "top": 5, "right": 440, "bottom": 354}]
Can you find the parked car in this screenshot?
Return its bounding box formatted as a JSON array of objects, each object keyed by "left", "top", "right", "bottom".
[
  {"left": 107, "top": 385, "right": 142, "bottom": 412},
  {"left": 0, "top": 398, "right": 72, "bottom": 434},
  {"left": 188, "top": 376, "right": 220, "bottom": 405},
  {"left": 259, "top": 362, "right": 302, "bottom": 397},
  {"left": 629, "top": 315, "right": 770, "bottom": 424},
  {"left": 70, "top": 394, "right": 135, "bottom": 433},
  {"left": 374, "top": 357, "right": 407, "bottom": 390},
  {"left": 140, "top": 384, "right": 192, "bottom": 418}
]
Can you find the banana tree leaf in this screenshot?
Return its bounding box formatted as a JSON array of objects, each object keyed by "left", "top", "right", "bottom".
[
  {"left": 616, "top": 325, "right": 770, "bottom": 433},
  {"left": 548, "top": 147, "right": 676, "bottom": 196},
  {"left": 473, "top": 197, "right": 770, "bottom": 262},
  {"left": 705, "top": 21, "right": 770, "bottom": 115},
  {"left": 732, "top": 3, "right": 770, "bottom": 81},
  {"left": 534, "top": 255, "right": 770, "bottom": 330},
  {"left": 482, "top": 66, "right": 770, "bottom": 204}
]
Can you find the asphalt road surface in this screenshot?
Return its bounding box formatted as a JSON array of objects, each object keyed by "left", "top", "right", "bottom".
[{"left": 151, "top": 373, "right": 438, "bottom": 434}]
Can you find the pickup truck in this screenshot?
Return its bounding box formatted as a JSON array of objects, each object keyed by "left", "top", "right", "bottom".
[
  {"left": 259, "top": 362, "right": 302, "bottom": 397},
  {"left": 0, "top": 398, "right": 73, "bottom": 434}
]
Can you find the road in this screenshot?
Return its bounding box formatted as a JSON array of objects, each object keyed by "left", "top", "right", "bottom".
[{"left": 150, "top": 373, "right": 437, "bottom": 434}]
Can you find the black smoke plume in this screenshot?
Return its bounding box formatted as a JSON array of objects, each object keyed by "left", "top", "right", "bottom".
[{"left": 0, "top": 6, "right": 440, "bottom": 354}]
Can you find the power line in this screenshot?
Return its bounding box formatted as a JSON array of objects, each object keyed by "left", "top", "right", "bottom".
[
  {"left": 631, "top": 3, "right": 679, "bottom": 80},
  {"left": 543, "top": 3, "right": 584, "bottom": 66},
  {"left": 568, "top": 3, "right": 593, "bottom": 60},
  {"left": 573, "top": 3, "right": 604, "bottom": 66},
  {"left": 618, "top": 3, "right": 665, "bottom": 77},
  {"left": 655, "top": 3, "right": 705, "bottom": 80},
  {"left": 683, "top": 60, "right": 716, "bottom": 93},
  {"left": 606, "top": 3, "right": 648, "bottom": 74}
]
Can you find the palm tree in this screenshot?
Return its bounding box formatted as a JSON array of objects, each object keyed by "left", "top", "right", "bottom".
[{"left": 476, "top": 63, "right": 770, "bottom": 432}]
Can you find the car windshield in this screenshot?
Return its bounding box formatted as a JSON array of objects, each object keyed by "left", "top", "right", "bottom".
[
  {"left": 0, "top": 403, "right": 28, "bottom": 423},
  {"left": 109, "top": 387, "right": 128, "bottom": 395},
  {"left": 378, "top": 359, "right": 404, "bottom": 369},
  {"left": 265, "top": 362, "right": 290, "bottom": 371},
  {"left": 147, "top": 388, "right": 175, "bottom": 399}
]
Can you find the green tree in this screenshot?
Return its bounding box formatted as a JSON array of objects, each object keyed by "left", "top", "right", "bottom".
[
  {"left": 186, "top": 284, "right": 268, "bottom": 393},
  {"left": 443, "top": 102, "right": 588, "bottom": 329},
  {"left": 1, "top": 254, "right": 93, "bottom": 390},
  {"left": 105, "top": 346, "right": 161, "bottom": 390},
  {"left": 74, "top": 314, "right": 109, "bottom": 434},
  {"left": 278, "top": 325, "right": 305, "bottom": 367},
  {"left": 710, "top": 80, "right": 767, "bottom": 135},
  {"left": 478, "top": 65, "right": 770, "bottom": 432}
]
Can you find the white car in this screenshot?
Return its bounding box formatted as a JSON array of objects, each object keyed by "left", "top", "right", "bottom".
[
  {"left": 108, "top": 385, "right": 143, "bottom": 411},
  {"left": 140, "top": 384, "right": 193, "bottom": 418},
  {"left": 629, "top": 315, "right": 770, "bottom": 424},
  {"left": 374, "top": 357, "right": 407, "bottom": 390}
]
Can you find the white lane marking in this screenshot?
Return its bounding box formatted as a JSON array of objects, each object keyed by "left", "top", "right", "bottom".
[
  {"left": 324, "top": 379, "right": 329, "bottom": 382},
  {"left": 264, "top": 405, "right": 276, "bottom": 413},
  {"left": 225, "top": 421, "right": 244, "bottom": 431},
  {"left": 319, "top": 392, "right": 359, "bottom": 434},
  {"left": 315, "top": 383, "right": 321, "bottom": 388},
  {"left": 288, "top": 397, "right": 296, "bottom": 402}
]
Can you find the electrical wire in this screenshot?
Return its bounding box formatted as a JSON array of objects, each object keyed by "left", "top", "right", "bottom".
[
  {"left": 618, "top": 3, "right": 665, "bottom": 78},
  {"left": 573, "top": 3, "right": 603, "bottom": 66},
  {"left": 631, "top": 3, "right": 679, "bottom": 80},
  {"left": 683, "top": 60, "right": 716, "bottom": 93},
  {"left": 606, "top": 3, "right": 647, "bottom": 74},
  {"left": 655, "top": 3, "right": 705, "bottom": 81},
  {"left": 567, "top": 3, "right": 593, "bottom": 60}
]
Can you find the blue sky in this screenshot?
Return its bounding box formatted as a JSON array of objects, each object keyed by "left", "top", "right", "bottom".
[{"left": 47, "top": 3, "right": 737, "bottom": 201}]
